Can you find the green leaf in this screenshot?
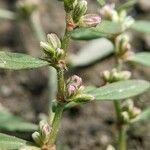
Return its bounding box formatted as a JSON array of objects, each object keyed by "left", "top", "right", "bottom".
[
  {"left": 131, "top": 108, "right": 150, "bottom": 123},
  {"left": 84, "top": 80, "right": 150, "bottom": 100},
  {"left": 131, "top": 21, "right": 150, "bottom": 33},
  {"left": 127, "top": 52, "right": 150, "bottom": 67},
  {"left": 0, "top": 111, "right": 37, "bottom": 132},
  {"left": 96, "top": 20, "right": 123, "bottom": 34},
  {"left": 71, "top": 27, "right": 105, "bottom": 40},
  {"left": 0, "top": 51, "right": 49, "bottom": 70},
  {"left": 71, "top": 20, "right": 123, "bottom": 40},
  {"left": 117, "top": 0, "right": 137, "bottom": 11},
  {"left": 0, "top": 9, "right": 16, "bottom": 20},
  {"left": 70, "top": 38, "right": 114, "bottom": 67},
  {"left": 97, "top": 0, "right": 105, "bottom": 6},
  {"left": 0, "top": 133, "right": 38, "bottom": 149}
]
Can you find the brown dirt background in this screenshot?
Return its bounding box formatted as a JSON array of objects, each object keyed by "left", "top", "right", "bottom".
[{"left": 0, "top": 0, "right": 150, "bottom": 150}]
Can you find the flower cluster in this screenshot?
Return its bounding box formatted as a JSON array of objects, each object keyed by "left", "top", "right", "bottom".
[
  {"left": 32, "top": 120, "right": 51, "bottom": 147},
  {"left": 115, "top": 34, "right": 134, "bottom": 60},
  {"left": 102, "top": 69, "right": 131, "bottom": 83},
  {"left": 64, "top": 0, "right": 101, "bottom": 30},
  {"left": 66, "top": 75, "right": 94, "bottom": 102},
  {"left": 40, "top": 33, "right": 66, "bottom": 69},
  {"left": 16, "top": 0, "right": 38, "bottom": 18},
  {"left": 121, "top": 99, "right": 141, "bottom": 124},
  {"left": 99, "top": 3, "right": 134, "bottom": 30}
]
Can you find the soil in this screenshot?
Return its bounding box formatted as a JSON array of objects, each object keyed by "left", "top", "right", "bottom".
[{"left": 0, "top": 0, "right": 150, "bottom": 150}]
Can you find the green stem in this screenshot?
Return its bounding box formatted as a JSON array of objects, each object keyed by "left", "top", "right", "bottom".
[
  {"left": 118, "top": 126, "right": 126, "bottom": 150},
  {"left": 113, "top": 100, "right": 122, "bottom": 121},
  {"left": 48, "top": 103, "right": 64, "bottom": 145},
  {"left": 57, "top": 68, "right": 66, "bottom": 102},
  {"left": 113, "top": 100, "right": 127, "bottom": 150},
  {"left": 61, "top": 29, "right": 71, "bottom": 53},
  {"left": 114, "top": 52, "right": 126, "bottom": 150}
]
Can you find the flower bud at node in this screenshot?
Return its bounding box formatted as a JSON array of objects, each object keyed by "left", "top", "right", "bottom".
[
  {"left": 40, "top": 41, "right": 55, "bottom": 57},
  {"left": 123, "top": 16, "right": 135, "bottom": 30},
  {"left": 102, "top": 70, "right": 111, "bottom": 81},
  {"left": 79, "top": 14, "right": 101, "bottom": 27},
  {"left": 39, "top": 120, "right": 51, "bottom": 143},
  {"left": 72, "top": 0, "right": 87, "bottom": 23},
  {"left": 64, "top": 0, "right": 77, "bottom": 12},
  {"left": 121, "top": 111, "right": 130, "bottom": 123},
  {"left": 99, "top": 3, "right": 118, "bottom": 21},
  {"left": 56, "top": 48, "right": 64, "bottom": 59},
  {"left": 130, "top": 107, "right": 141, "bottom": 119},
  {"left": 115, "top": 34, "right": 131, "bottom": 56},
  {"left": 47, "top": 33, "right": 61, "bottom": 49},
  {"left": 66, "top": 75, "right": 83, "bottom": 98},
  {"left": 32, "top": 131, "right": 42, "bottom": 146},
  {"left": 16, "top": 0, "right": 37, "bottom": 18},
  {"left": 67, "top": 84, "right": 77, "bottom": 97},
  {"left": 68, "top": 75, "right": 82, "bottom": 88},
  {"left": 121, "top": 71, "right": 131, "bottom": 80}
]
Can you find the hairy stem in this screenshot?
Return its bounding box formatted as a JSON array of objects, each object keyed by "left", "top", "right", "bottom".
[
  {"left": 48, "top": 103, "right": 64, "bottom": 145},
  {"left": 57, "top": 68, "right": 66, "bottom": 102},
  {"left": 61, "top": 29, "right": 71, "bottom": 53}
]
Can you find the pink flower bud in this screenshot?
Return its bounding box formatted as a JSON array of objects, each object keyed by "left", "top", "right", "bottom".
[
  {"left": 69, "top": 75, "right": 82, "bottom": 88},
  {"left": 67, "top": 84, "right": 77, "bottom": 96},
  {"left": 99, "top": 3, "right": 115, "bottom": 20},
  {"left": 79, "top": 14, "right": 101, "bottom": 27}
]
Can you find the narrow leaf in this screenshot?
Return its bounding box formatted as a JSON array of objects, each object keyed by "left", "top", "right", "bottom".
[
  {"left": 0, "top": 133, "right": 37, "bottom": 149},
  {"left": 0, "top": 51, "right": 49, "bottom": 70},
  {"left": 71, "top": 20, "right": 123, "bottom": 40},
  {"left": 97, "top": 0, "right": 105, "bottom": 6},
  {"left": 71, "top": 27, "right": 105, "bottom": 40},
  {"left": 131, "top": 108, "right": 150, "bottom": 123},
  {"left": 117, "top": 0, "right": 137, "bottom": 11},
  {"left": 71, "top": 38, "right": 114, "bottom": 67},
  {"left": 84, "top": 80, "right": 150, "bottom": 100},
  {"left": 0, "top": 9, "right": 16, "bottom": 20},
  {"left": 127, "top": 52, "right": 150, "bottom": 67},
  {"left": 96, "top": 20, "right": 123, "bottom": 34},
  {"left": 0, "top": 111, "right": 37, "bottom": 132},
  {"left": 131, "top": 21, "right": 150, "bottom": 33}
]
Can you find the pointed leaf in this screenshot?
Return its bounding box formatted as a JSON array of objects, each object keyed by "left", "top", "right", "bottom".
[
  {"left": 84, "top": 80, "right": 150, "bottom": 100},
  {"left": 97, "top": 0, "right": 105, "bottom": 6},
  {"left": 71, "top": 27, "right": 106, "bottom": 40},
  {"left": 71, "top": 20, "right": 123, "bottom": 40},
  {"left": 117, "top": 0, "right": 137, "bottom": 11},
  {"left": 0, "top": 9, "right": 16, "bottom": 20},
  {"left": 131, "top": 108, "right": 150, "bottom": 123},
  {"left": 0, "top": 133, "right": 38, "bottom": 149},
  {"left": 131, "top": 21, "right": 150, "bottom": 33},
  {"left": 0, "top": 51, "right": 49, "bottom": 70},
  {"left": 0, "top": 111, "right": 37, "bottom": 132},
  {"left": 71, "top": 38, "right": 114, "bottom": 67},
  {"left": 96, "top": 20, "right": 123, "bottom": 34},
  {"left": 127, "top": 52, "right": 150, "bottom": 67}
]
